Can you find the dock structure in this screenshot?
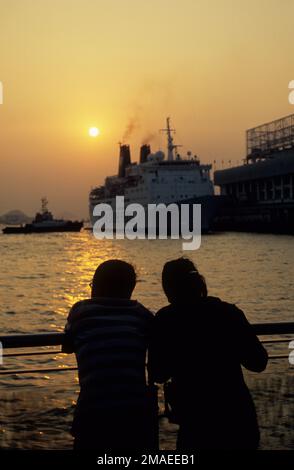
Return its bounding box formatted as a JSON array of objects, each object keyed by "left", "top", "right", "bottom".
[{"left": 214, "top": 114, "right": 294, "bottom": 233}]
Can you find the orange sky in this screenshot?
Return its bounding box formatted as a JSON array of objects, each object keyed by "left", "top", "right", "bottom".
[{"left": 0, "top": 0, "right": 294, "bottom": 217}]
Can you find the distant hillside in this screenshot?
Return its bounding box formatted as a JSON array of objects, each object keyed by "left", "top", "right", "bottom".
[{"left": 0, "top": 210, "right": 32, "bottom": 225}]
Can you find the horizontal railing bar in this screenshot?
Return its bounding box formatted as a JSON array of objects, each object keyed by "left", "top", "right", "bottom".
[
  {"left": 3, "top": 350, "right": 62, "bottom": 358},
  {"left": 0, "top": 323, "right": 293, "bottom": 350},
  {"left": 254, "top": 322, "right": 294, "bottom": 335},
  {"left": 268, "top": 354, "right": 290, "bottom": 359},
  {"left": 2, "top": 340, "right": 290, "bottom": 357},
  {"left": 0, "top": 366, "right": 77, "bottom": 375},
  {"left": 0, "top": 354, "right": 290, "bottom": 376},
  {"left": 1, "top": 340, "right": 290, "bottom": 358},
  {"left": 0, "top": 332, "right": 64, "bottom": 349},
  {"left": 261, "top": 338, "right": 292, "bottom": 344}
]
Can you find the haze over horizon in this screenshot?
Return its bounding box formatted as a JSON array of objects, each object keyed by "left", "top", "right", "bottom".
[{"left": 1, "top": 0, "right": 294, "bottom": 218}]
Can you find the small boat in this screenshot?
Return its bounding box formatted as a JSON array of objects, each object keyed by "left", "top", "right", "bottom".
[{"left": 2, "top": 198, "right": 83, "bottom": 234}]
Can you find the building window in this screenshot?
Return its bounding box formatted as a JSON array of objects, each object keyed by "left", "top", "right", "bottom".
[
  {"left": 274, "top": 176, "right": 281, "bottom": 185},
  {"left": 275, "top": 189, "right": 281, "bottom": 200},
  {"left": 266, "top": 181, "right": 273, "bottom": 191},
  {"left": 284, "top": 188, "right": 290, "bottom": 199}
]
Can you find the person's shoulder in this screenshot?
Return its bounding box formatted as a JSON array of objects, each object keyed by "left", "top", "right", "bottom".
[
  {"left": 70, "top": 299, "right": 90, "bottom": 313},
  {"left": 220, "top": 299, "right": 243, "bottom": 314},
  {"left": 155, "top": 304, "right": 175, "bottom": 322},
  {"left": 67, "top": 299, "right": 97, "bottom": 321},
  {"left": 204, "top": 296, "right": 223, "bottom": 306},
  {"left": 207, "top": 296, "right": 245, "bottom": 320},
  {"left": 205, "top": 296, "right": 237, "bottom": 308},
  {"left": 134, "top": 301, "right": 154, "bottom": 320},
  {"left": 156, "top": 304, "right": 173, "bottom": 315}
]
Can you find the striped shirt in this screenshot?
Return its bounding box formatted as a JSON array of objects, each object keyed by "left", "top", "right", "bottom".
[{"left": 64, "top": 297, "right": 154, "bottom": 434}]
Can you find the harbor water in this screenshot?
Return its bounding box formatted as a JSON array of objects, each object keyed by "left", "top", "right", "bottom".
[{"left": 0, "top": 229, "right": 293, "bottom": 449}]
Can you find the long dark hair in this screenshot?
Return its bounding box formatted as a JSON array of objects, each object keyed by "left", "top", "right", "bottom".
[{"left": 162, "top": 257, "right": 207, "bottom": 304}]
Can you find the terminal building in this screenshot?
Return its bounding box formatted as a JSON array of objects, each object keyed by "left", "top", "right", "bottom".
[{"left": 214, "top": 114, "right": 294, "bottom": 233}]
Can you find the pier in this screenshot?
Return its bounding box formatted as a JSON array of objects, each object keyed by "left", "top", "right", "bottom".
[{"left": 214, "top": 114, "right": 294, "bottom": 234}]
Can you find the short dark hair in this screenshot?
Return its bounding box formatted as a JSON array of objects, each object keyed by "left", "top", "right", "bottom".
[
  {"left": 91, "top": 259, "right": 136, "bottom": 299},
  {"left": 162, "top": 257, "right": 207, "bottom": 304}
]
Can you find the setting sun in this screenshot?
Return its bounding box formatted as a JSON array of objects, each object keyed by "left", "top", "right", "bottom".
[{"left": 88, "top": 127, "right": 100, "bottom": 138}]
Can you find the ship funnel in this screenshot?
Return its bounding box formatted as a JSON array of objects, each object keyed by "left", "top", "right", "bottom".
[
  {"left": 118, "top": 144, "right": 131, "bottom": 178},
  {"left": 140, "top": 144, "right": 151, "bottom": 164}
]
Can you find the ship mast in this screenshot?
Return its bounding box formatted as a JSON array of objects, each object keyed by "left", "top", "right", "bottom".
[
  {"left": 160, "top": 117, "right": 178, "bottom": 161},
  {"left": 41, "top": 197, "right": 48, "bottom": 214}
]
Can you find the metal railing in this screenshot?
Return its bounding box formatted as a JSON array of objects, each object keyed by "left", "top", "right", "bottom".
[{"left": 0, "top": 322, "right": 293, "bottom": 375}]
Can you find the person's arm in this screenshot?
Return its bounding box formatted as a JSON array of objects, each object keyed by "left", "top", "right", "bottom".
[
  {"left": 148, "top": 310, "right": 173, "bottom": 384},
  {"left": 61, "top": 304, "right": 79, "bottom": 354},
  {"left": 231, "top": 305, "right": 268, "bottom": 372}
]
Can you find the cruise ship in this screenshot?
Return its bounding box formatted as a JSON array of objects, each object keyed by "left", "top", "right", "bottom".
[{"left": 89, "top": 118, "right": 219, "bottom": 232}]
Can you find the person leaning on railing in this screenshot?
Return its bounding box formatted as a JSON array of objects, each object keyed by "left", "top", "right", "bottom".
[
  {"left": 63, "top": 260, "right": 157, "bottom": 451},
  {"left": 148, "top": 257, "right": 268, "bottom": 450}
]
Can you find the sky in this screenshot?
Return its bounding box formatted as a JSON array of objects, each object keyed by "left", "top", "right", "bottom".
[{"left": 0, "top": 0, "right": 294, "bottom": 218}]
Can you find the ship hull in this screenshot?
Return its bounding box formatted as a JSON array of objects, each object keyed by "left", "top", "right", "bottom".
[
  {"left": 2, "top": 222, "right": 83, "bottom": 234},
  {"left": 89, "top": 195, "right": 222, "bottom": 234}
]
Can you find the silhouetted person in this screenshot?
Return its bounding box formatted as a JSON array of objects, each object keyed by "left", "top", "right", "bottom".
[
  {"left": 63, "top": 260, "right": 157, "bottom": 450},
  {"left": 148, "top": 258, "right": 268, "bottom": 450}
]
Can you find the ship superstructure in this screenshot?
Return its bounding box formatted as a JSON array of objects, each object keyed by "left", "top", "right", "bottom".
[{"left": 89, "top": 118, "right": 215, "bottom": 229}]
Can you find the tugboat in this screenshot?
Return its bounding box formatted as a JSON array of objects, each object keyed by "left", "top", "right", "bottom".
[{"left": 2, "top": 198, "right": 83, "bottom": 234}]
